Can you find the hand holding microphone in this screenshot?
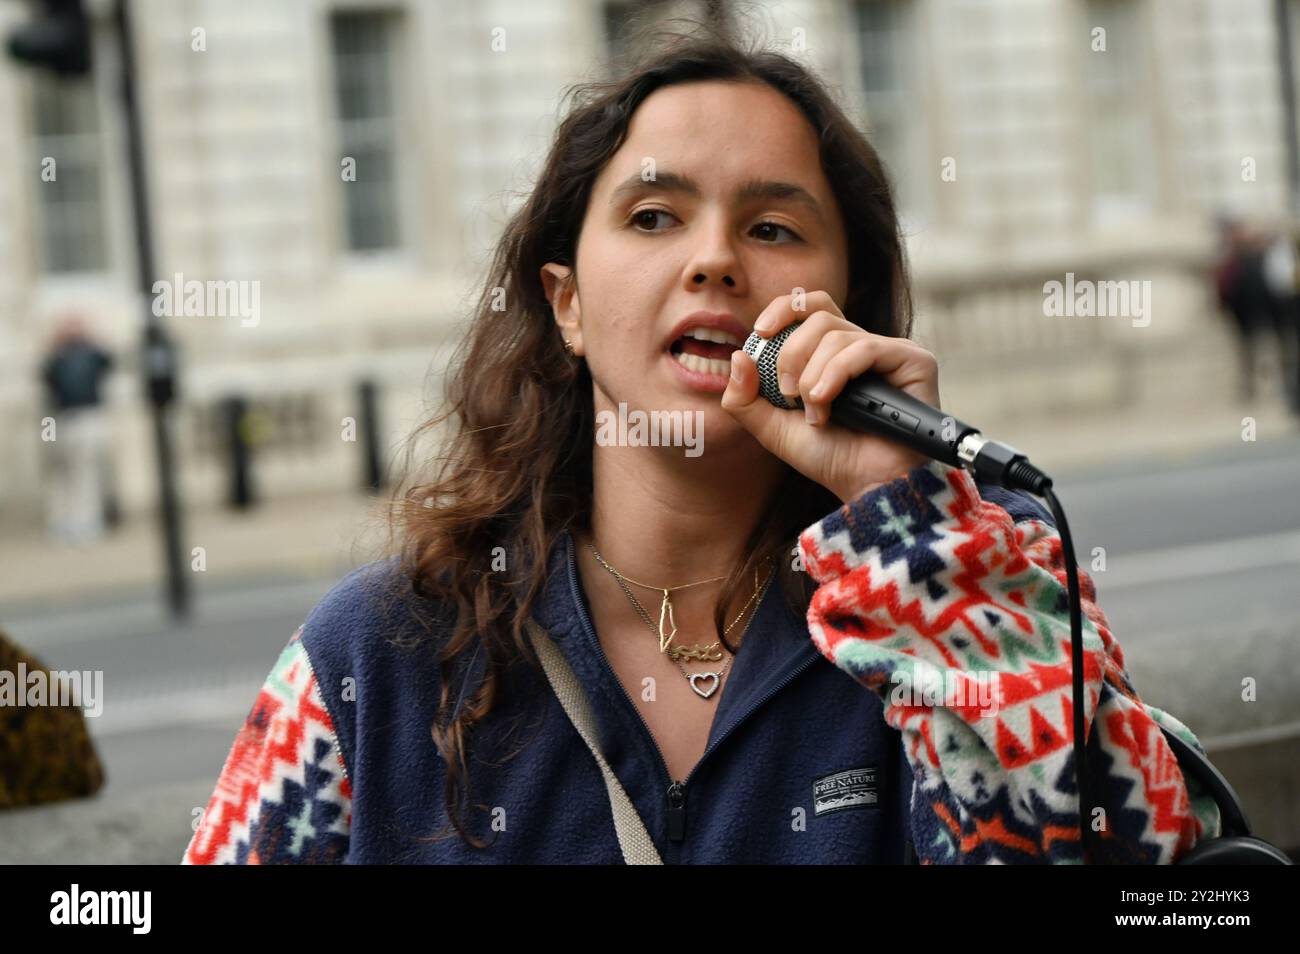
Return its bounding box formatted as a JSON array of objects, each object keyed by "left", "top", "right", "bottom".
[
  {"left": 726, "top": 294, "right": 1114, "bottom": 863},
  {"left": 722, "top": 288, "right": 1050, "bottom": 500},
  {"left": 720, "top": 290, "right": 942, "bottom": 504}
]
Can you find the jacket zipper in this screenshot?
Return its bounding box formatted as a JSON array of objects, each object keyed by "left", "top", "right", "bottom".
[{"left": 567, "top": 538, "right": 821, "bottom": 849}]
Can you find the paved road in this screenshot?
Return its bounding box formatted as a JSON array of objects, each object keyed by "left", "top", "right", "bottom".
[
  {"left": 3, "top": 437, "right": 1298, "bottom": 862},
  {"left": 0, "top": 574, "right": 334, "bottom": 864},
  {"left": 1049, "top": 437, "right": 1300, "bottom": 747}
]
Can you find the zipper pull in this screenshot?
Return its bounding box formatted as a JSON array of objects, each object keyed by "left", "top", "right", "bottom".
[{"left": 666, "top": 781, "right": 686, "bottom": 842}]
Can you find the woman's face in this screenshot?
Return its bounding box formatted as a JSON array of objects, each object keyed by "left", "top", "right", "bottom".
[{"left": 543, "top": 80, "right": 850, "bottom": 443}]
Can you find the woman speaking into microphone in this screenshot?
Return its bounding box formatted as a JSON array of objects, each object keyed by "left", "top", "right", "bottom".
[{"left": 184, "top": 27, "right": 1219, "bottom": 865}]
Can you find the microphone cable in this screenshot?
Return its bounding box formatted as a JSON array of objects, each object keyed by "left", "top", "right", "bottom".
[{"left": 964, "top": 444, "right": 1101, "bottom": 862}]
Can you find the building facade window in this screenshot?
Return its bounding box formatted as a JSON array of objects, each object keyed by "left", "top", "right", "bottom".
[
  {"left": 330, "top": 9, "right": 404, "bottom": 252},
  {"left": 601, "top": 0, "right": 717, "bottom": 77},
  {"left": 1082, "top": 0, "right": 1155, "bottom": 220},
  {"left": 30, "top": 72, "right": 108, "bottom": 274},
  {"left": 853, "top": 0, "right": 929, "bottom": 229}
]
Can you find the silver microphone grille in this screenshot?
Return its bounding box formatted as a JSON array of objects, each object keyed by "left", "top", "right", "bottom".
[{"left": 741, "top": 322, "right": 803, "bottom": 410}]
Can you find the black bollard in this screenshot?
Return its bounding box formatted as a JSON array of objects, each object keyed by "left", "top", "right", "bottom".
[
  {"left": 359, "top": 380, "right": 383, "bottom": 493},
  {"left": 222, "top": 395, "right": 256, "bottom": 509}
]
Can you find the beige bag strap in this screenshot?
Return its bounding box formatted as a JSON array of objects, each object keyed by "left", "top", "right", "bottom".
[{"left": 524, "top": 618, "right": 663, "bottom": 864}]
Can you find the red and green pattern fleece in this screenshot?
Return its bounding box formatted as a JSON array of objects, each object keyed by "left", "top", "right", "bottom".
[{"left": 798, "top": 459, "right": 1220, "bottom": 863}]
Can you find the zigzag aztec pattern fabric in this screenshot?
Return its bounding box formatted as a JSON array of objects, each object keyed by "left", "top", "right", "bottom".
[
  {"left": 799, "top": 461, "right": 1220, "bottom": 863},
  {"left": 183, "top": 628, "right": 349, "bottom": 864}
]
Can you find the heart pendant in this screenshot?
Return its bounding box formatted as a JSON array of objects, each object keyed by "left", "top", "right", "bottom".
[{"left": 689, "top": 672, "right": 720, "bottom": 699}]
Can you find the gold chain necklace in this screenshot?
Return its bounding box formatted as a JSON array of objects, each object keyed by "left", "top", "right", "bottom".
[{"left": 586, "top": 542, "right": 775, "bottom": 699}]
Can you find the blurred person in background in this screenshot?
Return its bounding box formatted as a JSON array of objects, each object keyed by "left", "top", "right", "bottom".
[
  {"left": 1214, "top": 212, "right": 1300, "bottom": 413},
  {"left": 39, "top": 313, "right": 116, "bottom": 545},
  {"left": 1261, "top": 222, "right": 1300, "bottom": 417}
]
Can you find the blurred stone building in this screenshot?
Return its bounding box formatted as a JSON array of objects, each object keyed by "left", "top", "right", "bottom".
[{"left": 0, "top": 0, "right": 1297, "bottom": 522}]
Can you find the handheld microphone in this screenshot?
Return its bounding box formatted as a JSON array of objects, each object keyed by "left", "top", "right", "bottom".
[{"left": 741, "top": 321, "right": 1050, "bottom": 495}]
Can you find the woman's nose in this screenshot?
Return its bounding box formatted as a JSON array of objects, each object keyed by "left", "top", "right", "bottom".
[{"left": 685, "top": 218, "right": 743, "bottom": 290}]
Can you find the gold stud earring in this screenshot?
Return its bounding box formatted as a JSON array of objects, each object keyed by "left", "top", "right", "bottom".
[{"left": 563, "top": 338, "right": 575, "bottom": 356}]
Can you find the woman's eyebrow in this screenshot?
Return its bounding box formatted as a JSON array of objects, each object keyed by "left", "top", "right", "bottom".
[{"left": 608, "top": 170, "right": 825, "bottom": 223}]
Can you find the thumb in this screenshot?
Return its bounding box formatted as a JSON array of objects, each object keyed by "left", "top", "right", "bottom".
[{"left": 720, "top": 349, "right": 792, "bottom": 452}]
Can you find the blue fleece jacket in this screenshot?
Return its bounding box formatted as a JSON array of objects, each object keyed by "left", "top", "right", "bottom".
[{"left": 182, "top": 461, "right": 1220, "bottom": 865}]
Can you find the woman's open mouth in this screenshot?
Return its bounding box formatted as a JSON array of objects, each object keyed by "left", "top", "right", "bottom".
[
  {"left": 665, "top": 328, "right": 744, "bottom": 394},
  {"left": 668, "top": 332, "right": 741, "bottom": 379}
]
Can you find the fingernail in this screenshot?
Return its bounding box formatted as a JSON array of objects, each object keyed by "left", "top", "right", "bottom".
[
  {"left": 729, "top": 350, "right": 743, "bottom": 383},
  {"left": 779, "top": 373, "right": 796, "bottom": 394},
  {"left": 805, "top": 403, "right": 817, "bottom": 425},
  {"left": 810, "top": 381, "right": 825, "bottom": 399},
  {"left": 754, "top": 316, "right": 773, "bottom": 333}
]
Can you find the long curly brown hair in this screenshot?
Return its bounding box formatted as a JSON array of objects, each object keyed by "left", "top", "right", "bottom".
[{"left": 377, "top": 23, "right": 915, "bottom": 850}]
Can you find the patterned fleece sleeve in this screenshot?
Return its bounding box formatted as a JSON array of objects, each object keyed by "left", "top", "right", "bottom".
[
  {"left": 798, "top": 459, "right": 1222, "bottom": 864},
  {"left": 182, "top": 625, "right": 351, "bottom": 864}
]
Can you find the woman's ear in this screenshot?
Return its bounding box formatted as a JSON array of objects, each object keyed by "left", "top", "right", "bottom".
[{"left": 540, "top": 263, "right": 582, "bottom": 355}]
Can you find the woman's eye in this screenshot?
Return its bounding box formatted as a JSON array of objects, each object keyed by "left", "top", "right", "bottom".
[
  {"left": 752, "top": 221, "right": 801, "bottom": 243},
  {"left": 630, "top": 208, "right": 676, "bottom": 231}
]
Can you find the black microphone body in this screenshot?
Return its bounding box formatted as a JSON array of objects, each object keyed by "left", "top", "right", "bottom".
[{"left": 741, "top": 322, "right": 1048, "bottom": 494}]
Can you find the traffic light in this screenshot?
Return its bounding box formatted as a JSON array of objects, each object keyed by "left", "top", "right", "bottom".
[{"left": 6, "top": 0, "right": 91, "bottom": 76}]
